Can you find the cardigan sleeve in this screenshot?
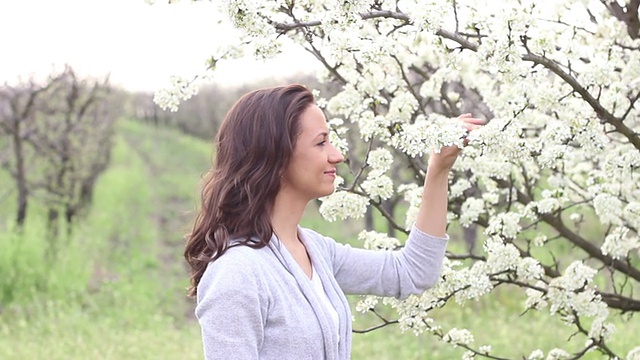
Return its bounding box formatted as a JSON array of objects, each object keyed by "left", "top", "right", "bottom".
[
  {"left": 310, "top": 225, "right": 448, "bottom": 299},
  {"left": 195, "top": 254, "right": 267, "bottom": 360}
]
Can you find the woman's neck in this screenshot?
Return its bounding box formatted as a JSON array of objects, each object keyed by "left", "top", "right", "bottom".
[{"left": 270, "top": 191, "right": 308, "bottom": 245}]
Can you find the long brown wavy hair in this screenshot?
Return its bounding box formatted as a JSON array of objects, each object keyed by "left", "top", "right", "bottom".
[{"left": 184, "top": 84, "right": 315, "bottom": 297}]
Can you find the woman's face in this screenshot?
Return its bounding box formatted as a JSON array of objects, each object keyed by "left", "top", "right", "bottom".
[{"left": 280, "top": 104, "right": 344, "bottom": 202}]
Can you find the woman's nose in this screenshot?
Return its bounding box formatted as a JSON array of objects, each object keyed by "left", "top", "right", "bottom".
[{"left": 329, "top": 144, "right": 345, "bottom": 164}]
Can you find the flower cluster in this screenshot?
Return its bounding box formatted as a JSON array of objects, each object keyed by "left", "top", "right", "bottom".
[
  {"left": 484, "top": 212, "right": 522, "bottom": 240},
  {"left": 601, "top": 227, "right": 639, "bottom": 260},
  {"left": 391, "top": 115, "right": 467, "bottom": 157},
  {"left": 357, "top": 230, "right": 400, "bottom": 251},
  {"left": 361, "top": 148, "right": 395, "bottom": 200},
  {"left": 399, "top": 184, "right": 423, "bottom": 230},
  {"left": 443, "top": 327, "right": 474, "bottom": 347},
  {"left": 319, "top": 191, "right": 369, "bottom": 222},
  {"left": 153, "top": 75, "right": 200, "bottom": 112}
]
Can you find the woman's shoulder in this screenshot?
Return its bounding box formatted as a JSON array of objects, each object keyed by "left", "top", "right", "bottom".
[
  {"left": 197, "top": 245, "right": 275, "bottom": 301},
  {"left": 201, "top": 245, "right": 271, "bottom": 284},
  {"left": 207, "top": 244, "right": 270, "bottom": 272}
]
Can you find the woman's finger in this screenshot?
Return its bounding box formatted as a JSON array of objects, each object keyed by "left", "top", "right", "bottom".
[{"left": 461, "top": 117, "right": 486, "bottom": 125}]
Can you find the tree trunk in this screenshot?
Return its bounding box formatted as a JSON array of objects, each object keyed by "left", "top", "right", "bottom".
[
  {"left": 365, "top": 207, "right": 374, "bottom": 231},
  {"left": 47, "top": 208, "right": 59, "bottom": 239},
  {"left": 382, "top": 200, "right": 397, "bottom": 238},
  {"left": 463, "top": 224, "right": 477, "bottom": 252},
  {"left": 12, "top": 121, "right": 28, "bottom": 227}
]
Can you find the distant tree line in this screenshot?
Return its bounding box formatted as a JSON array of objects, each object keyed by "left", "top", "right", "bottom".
[{"left": 131, "top": 74, "right": 339, "bottom": 140}]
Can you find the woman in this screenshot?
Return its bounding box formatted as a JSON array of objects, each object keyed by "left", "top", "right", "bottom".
[{"left": 185, "top": 84, "right": 483, "bottom": 360}]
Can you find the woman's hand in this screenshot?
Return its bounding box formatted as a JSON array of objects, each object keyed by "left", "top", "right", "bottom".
[{"left": 428, "top": 113, "right": 485, "bottom": 174}]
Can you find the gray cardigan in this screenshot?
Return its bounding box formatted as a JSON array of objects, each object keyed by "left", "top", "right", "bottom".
[{"left": 195, "top": 225, "right": 448, "bottom": 360}]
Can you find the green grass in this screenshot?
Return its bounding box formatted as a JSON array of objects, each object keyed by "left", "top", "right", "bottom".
[{"left": 0, "top": 119, "right": 638, "bottom": 359}]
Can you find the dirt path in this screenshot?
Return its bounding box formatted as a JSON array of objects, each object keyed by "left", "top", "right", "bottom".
[{"left": 120, "top": 130, "right": 199, "bottom": 322}]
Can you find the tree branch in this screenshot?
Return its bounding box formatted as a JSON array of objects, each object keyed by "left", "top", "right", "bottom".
[
  {"left": 493, "top": 177, "right": 640, "bottom": 282},
  {"left": 521, "top": 52, "right": 640, "bottom": 150},
  {"left": 601, "top": 0, "right": 640, "bottom": 39}
]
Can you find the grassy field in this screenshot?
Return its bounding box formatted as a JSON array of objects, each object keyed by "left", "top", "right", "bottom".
[{"left": 0, "top": 120, "right": 638, "bottom": 359}]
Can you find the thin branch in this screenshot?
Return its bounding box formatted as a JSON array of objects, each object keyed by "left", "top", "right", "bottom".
[
  {"left": 345, "top": 138, "right": 375, "bottom": 191},
  {"left": 390, "top": 54, "right": 427, "bottom": 117},
  {"left": 521, "top": 52, "right": 640, "bottom": 150},
  {"left": 493, "top": 177, "right": 640, "bottom": 282},
  {"left": 452, "top": 0, "right": 460, "bottom": 33},
  {"left": 621, "top": 90, "right": 640, "bottom": 120},
  {"left": 352, "top": 309, "right": 399, "bottom": 334},
  {"left": 303, "top": 43, "right": 347, "bottom": 84}
]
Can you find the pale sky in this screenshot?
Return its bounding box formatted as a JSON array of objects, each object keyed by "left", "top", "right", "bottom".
[{"left": 0, "top": 0, "right": 317, "bottom": 92}]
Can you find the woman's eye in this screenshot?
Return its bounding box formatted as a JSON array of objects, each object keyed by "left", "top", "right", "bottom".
[{"left": 317, "top": 140, "right": 326, "bottom": 146}]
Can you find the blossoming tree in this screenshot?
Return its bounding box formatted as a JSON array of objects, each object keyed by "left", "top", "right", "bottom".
[{"left": 155, "top": 0, "right": 640, "bottom": 358}]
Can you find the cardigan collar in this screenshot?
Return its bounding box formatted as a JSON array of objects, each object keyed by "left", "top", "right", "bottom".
[
  {"left": 266, "top": 229, "right": 351, "bottom": 360},
  {"left": 298, "top": 227, "right": 352, "bottom": 359}
]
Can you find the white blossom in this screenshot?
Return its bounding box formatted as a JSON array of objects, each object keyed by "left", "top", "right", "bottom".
[
  {"left": 327, "top": 85, "right": 368, "bottom": 119},
  {"left": 153, "top": 75, "right": 200, "bottom": 112},
  {"left": 627, "top": 347, "right": 640, "bottom": 360},
  {"left": 319, "top": 191, "right": 369, "bottom": 221},
  {"left": 453, "top": 263, "right": 493, "bottom": 302},
  {"left": 534, "top": 198, "right": 561, "bottom": 214},
  {"left": 357, "top": 230, "right": 400, "bottom": 251},
  {"left": 355, "top": 295, "right": 380, "bottom": 313},
  {"left": 588, "top": 315, "right": 616, "bottom": 340},
  {"left": 602, "top": 227, "right": 639, "bottom": 259},
  {"left": 554, "top": 261, "right": 597, "bottom": 291},
  {"left": 391, "top": 115, "right": 467, "bottom": 157},
  {"left": 484, "top": 212, "right": 522, "bottom": 239},
  {"left": 517, "top": 257, "right": 544, "bottom": 281},
  {"left": 450, "top": 178, "right": 472, "bottom": 199},
  {"left": 593, "top": 192, "right": 624, "bottom": 225},
  {"left": 459, "top": 198, "right": 485, "bottom": 227},
  {"left": 484, "top": 237, "right": 521, "bottom": 273},
  {"left": 569, "top": 213, "right": 582, "bottom": 223},
  {"left": 443, "top": 327, "right": 474, "bottom": 347},
  {"left": 387, "top": 91, "right": 419, "bottom": 122},
  {"left": 367, "top": 148, "right": 394, "bottom": 173},
  {"left": 528, "top": 349, "right": 545, "bottom": 360},
  {"left": 404, "top": 0, "right": 449, "bottom": 33},
  {"left": 462, "top": 351, "right": 475, "bottom": 360},
  {"left": 546, "top": 348, "right": 570, "bottom": 360},
  {"left": 526, "top": 285, "right": 548, "bottom": 311},
  {"left": 400, "top": 184, "right": 423, "bottom": 229},
  {"left": 329, "top": 129, "right": 349, "bottom": 157},
  {"left": 361, "top": 174, "right": 394, "bottom": 200},
  {"left": 358, "top": 111, "right": 391, "bottom": 141},
  {"left": 624, "top": 202, "right": 640, "bottom": 229},
  {"left": 532, "top": 234, "right": 548, "bottom": 247}
]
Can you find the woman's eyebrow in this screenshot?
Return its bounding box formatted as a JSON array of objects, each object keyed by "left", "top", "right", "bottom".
[{"left": 313, "top": 131, "right": 329, "bottom": 140}]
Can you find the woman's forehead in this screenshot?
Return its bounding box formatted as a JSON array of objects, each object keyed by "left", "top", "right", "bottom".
[{"left": 298, "top": 105, "right": 329, "bottom": 136}]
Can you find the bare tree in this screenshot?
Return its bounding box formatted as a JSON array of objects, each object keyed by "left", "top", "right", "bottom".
[
  {"left": 0, "top": 66, "right": 119, "bottom": 241},
  {"left": 0, "top": 74, "right": 64, "bottom": 227}
]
